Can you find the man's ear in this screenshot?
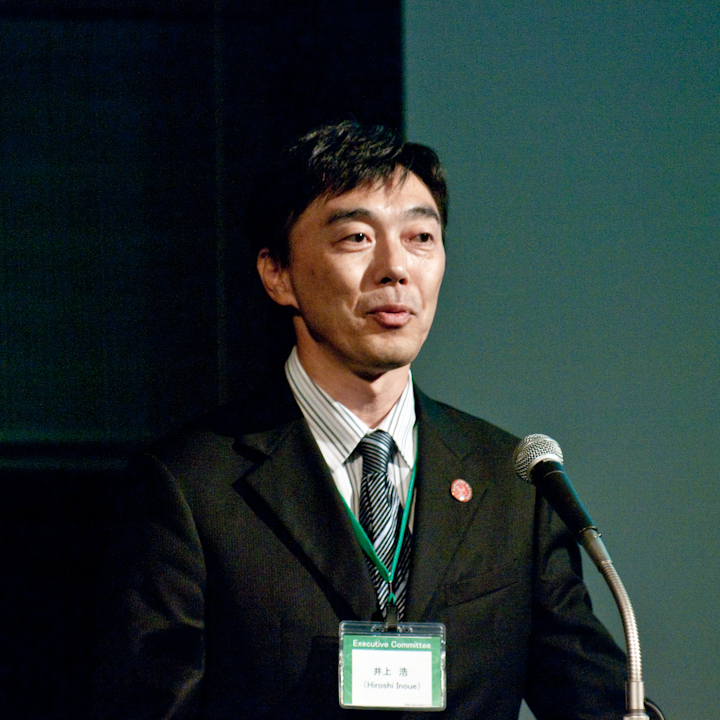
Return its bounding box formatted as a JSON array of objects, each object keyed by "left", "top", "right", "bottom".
[{"left": 256, "top": 248, "right": 299, "bottom": 309}]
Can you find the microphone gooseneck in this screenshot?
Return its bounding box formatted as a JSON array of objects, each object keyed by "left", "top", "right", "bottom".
[{"left": 513, "top": 434, "right": 649, "bottom": 720}]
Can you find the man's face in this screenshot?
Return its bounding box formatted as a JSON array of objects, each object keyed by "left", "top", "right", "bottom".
[{"left": 260, "top": 170, "right": 445, "bottom": 380}]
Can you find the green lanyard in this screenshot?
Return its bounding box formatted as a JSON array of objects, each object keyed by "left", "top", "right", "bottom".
[{"left": 340, "top": 453, "right": 418, "bottom": 606}]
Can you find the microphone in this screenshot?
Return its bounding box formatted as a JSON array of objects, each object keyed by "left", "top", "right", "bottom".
[
  {"left": 512, "top": 433, "right": 596, "bottom": 538},
  {"left": 513, "top": 433, "right": 651, "bottom": 720}
]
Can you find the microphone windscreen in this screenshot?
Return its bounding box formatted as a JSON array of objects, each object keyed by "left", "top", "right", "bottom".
[{"left": 513, "top": 434, "right": 563, "bottom": 483}]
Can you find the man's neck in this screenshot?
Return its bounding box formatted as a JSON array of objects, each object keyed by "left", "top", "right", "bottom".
[{"left": 294, "top": 346, "right": 410, "bottom": 429}]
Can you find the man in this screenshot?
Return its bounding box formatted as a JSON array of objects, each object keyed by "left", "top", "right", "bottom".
[{"left": 95, "top": 121, "right": 626, "bottom": 719}]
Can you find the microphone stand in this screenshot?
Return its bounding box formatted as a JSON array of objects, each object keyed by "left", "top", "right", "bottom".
[
  {"left": 513, "top": 436, "right": 664, "bottom": 719},
  {"left": 579, "top": 528, "right": 649, "bottom": 720}
]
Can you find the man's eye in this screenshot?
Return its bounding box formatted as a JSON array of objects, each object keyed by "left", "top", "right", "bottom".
[
  {"left": 347, "top": 233, "right": 368, "bottom": 242},
  {"left": 414, "top": 233, "right": 432, "bottom": 242}
]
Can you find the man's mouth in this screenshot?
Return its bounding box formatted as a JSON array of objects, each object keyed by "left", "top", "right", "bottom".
[{"left": 368, "top": 304, "right": 413, "bottom": 328}]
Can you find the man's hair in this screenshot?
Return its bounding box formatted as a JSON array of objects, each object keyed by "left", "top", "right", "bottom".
[{"left": 250, "top": 120, "right": 448, "bottom": 265}]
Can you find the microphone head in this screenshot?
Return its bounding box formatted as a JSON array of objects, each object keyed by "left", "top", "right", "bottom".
[{"left": 513, "top": 434, "right": 564, "bottom": 483}]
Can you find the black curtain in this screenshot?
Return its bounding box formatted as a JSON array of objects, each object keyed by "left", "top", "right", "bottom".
[{"left": 0, "top": 3, "right": 402, "bottom": 717}]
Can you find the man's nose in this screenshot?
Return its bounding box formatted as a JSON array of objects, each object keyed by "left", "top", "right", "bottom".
[{"left": 373, "top": 237, "right": 408, "bottom": 285}]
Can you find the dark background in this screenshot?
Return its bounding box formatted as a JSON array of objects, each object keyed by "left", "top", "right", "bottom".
[{"left": 1, "top": 2, "right": 401, "bottom": 718}]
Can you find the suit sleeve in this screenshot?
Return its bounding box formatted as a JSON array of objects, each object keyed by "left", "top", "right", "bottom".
[
  {"left": 94, "top": 452, "right": 207, "bottom": 720},
  {"left": 524, "top": 494, "right": 627, "bottom": 720}
]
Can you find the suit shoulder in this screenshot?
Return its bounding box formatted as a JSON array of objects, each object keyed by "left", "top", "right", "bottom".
[
  {"left": 133, "top": 426, "right": 242, "bottom": 488},
  {"left": 415, "top": 390, "right": 520, "bottom": 457}
]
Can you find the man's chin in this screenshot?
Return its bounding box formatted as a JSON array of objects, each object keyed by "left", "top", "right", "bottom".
[{"left": 350, "top": 347, "right": 421, "bottom": 382}]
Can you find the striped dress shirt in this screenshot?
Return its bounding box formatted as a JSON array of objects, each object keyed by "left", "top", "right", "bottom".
[{"left": 285, "top": 347, "right": 417, "bottom": 522}]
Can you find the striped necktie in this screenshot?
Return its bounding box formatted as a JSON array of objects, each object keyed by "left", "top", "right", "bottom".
[{"left": 358, "top": 430, "right": 412, "bottom": 619}]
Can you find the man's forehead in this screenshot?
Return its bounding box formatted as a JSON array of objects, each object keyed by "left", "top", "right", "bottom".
[{"left": 310, "top": 172, "right": 440, "bottom": 224}]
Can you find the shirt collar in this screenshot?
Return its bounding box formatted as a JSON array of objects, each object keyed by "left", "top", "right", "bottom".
[{"left": 285, "top": 347, "right": 416, "bottom": 472}]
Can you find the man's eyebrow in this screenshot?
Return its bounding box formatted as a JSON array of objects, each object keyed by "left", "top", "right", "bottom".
[
  {"left": 325, "top": 205, "right": 441, "bottom": 225},
  {"left": 404, "top": 205, "right": 441, "bottom": 223},
  {"left": 325, "top": 208, "right": 374, "bottom": 225}
]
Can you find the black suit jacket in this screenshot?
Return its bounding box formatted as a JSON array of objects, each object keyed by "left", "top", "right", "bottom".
[{"left": 95, "top": 384, "right": 626, "bottom": 719}]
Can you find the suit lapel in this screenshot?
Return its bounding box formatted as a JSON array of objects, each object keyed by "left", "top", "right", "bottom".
[
  {"left": 405, "top": 391, "right": 490, "bottom": 620},
  {"left": 226, "top": 380, "right": 496, "bottom": 623},
  {"left": 234, "top": 417, "right": 378, "bottom": 621}
]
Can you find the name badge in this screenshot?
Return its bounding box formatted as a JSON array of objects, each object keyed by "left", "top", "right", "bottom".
[{"left": 339, "top": 621, "right": 446, "bottom": 711}]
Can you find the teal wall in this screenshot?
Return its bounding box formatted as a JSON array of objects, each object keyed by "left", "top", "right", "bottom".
[{"left": 404, "top": 3, "right": 719, "bottom": 719}]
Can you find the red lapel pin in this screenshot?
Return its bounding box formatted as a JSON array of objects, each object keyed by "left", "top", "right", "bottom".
[{"left": 450, "top": 479, "right": 472, "bottom": 502}]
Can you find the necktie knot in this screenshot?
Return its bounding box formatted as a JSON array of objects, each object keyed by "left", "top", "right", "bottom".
[{"left": 358, "top": 430, "right": 395, "bottom": 477}]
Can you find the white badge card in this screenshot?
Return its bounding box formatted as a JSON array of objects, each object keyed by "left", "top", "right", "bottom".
[{"left": 339, "top": 621, "right": 446, "bottom": 711}]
